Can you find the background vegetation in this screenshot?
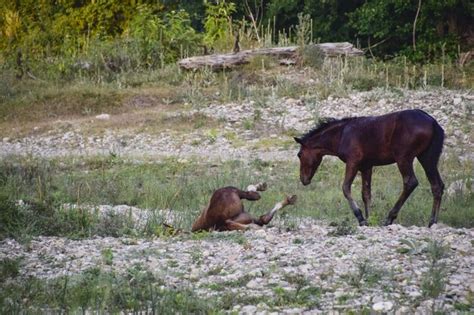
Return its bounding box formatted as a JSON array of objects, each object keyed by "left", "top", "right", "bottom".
[{"left": 1, "top": 0, "right": 472, "bottom": 79}]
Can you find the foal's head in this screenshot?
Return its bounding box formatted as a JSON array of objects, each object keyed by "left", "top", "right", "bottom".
[
  {"left": 294, "top": 118, "right": 346, "bottom": 185},
  {"left": 294, "top": 137, "right": 323, "bottom": 186}
]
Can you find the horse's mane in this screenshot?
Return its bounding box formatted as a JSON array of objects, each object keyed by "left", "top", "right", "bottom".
[{"left": 301, "top": 117, "right": 358, "bottom": 142}]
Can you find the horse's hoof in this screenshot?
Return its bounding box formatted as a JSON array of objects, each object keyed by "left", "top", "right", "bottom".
[
  {"left": 359, "top": 220, "right": 368, "bottom": 226},
  {"left": 286, "top": 194, "right": 297, "bottom": 205},
  {"left": 256, "top": 182, "right": 267, "bottom": 191}
]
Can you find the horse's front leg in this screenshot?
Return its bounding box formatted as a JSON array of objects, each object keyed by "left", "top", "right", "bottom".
[
  {"left": 361, "top": 168, "right": 373, "bottom": 220},
  {"left": 343, "top": 164, "right": 367, "bottom": 226}
]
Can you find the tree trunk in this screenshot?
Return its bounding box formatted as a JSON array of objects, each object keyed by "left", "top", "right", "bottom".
[{"left": 178, "top": 42, "right": 364, "bottom": 70}]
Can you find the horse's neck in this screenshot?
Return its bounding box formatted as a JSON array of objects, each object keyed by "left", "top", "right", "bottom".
[{"left": 317, "top": 123, "right": 345, "bottom": 155}]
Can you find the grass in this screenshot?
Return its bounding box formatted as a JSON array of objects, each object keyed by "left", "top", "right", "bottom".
[
  {"left": 0, "top": 265, "right": 217, "bottom": 314},
  {"left": 1, "top": 54, "right": 472, "bottom": 138},
  {"left": 0, "top": 154, "right": 472, "bottom": 242},
  {"left": 342, "top": 259, "right": 386, "bottom": 289}
]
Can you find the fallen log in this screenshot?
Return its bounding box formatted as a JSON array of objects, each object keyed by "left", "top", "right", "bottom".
[{"left": 178, "top": 42, "right": 364, "bottom": 70}]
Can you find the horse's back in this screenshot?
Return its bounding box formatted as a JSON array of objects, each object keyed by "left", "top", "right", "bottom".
[{"left": 340, "top": 110, "right": 439, "bottom": 165}]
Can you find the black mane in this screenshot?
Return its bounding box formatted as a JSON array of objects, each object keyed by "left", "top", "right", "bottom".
[{"left": 301, "top": 117, "right": 358, "bottom": 142}]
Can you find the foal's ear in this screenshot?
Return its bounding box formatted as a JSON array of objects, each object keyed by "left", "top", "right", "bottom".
[{"left": 294, "top": 137, "right": 302, "bottom": 144}]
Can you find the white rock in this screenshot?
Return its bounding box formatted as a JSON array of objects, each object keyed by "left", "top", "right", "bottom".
[
  {"left": 95, "top": 113, "right": 111, "bottom": 120},
  {"left": 453, "top": 97, "right": 462, "bottom": 105},
  {"left": 373, "top": 301, "right": 394, "bottom": 312},
  {"left": 246, "top": 279, "right": 261, "bottom": 289},
  {"left": 241, "top": 305, "right": 257, "bottom": 314}
]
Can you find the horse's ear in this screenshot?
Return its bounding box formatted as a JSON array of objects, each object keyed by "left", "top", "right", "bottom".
[{"left": 294, "top": 137, "right": 302, "bottom": 144}]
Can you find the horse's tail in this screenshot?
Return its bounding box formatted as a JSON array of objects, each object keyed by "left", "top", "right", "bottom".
[{"left": 419, "top": 113, "right": 445, "bottom": 166}]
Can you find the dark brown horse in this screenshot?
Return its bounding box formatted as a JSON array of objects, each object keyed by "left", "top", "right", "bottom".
[
  {"left": 192, "top": 183, "right": 297, "bottom": 232},
  {"left": 294, "top": 109, "right": 445, "bottom": 227}
]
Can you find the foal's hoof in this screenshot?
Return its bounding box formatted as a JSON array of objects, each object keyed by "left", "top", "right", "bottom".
[
  {"left": 285, "top": 194, "right": 297, "bottom": 205},
  {"left": 359, "top": 220, "right": 368, "bottom": 226},
  {"left": 256, "top": 182, "right": 267, "bottom": 191}
]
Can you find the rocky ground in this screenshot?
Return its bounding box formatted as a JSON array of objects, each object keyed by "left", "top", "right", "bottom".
[
  {"left": 1, "top": 87, "right": 473, "bottom": 313},
  {"left": 1, "top": 220, "right": 473, "bottom": 314},
  {"left": 1, "top": 88, "right": 473, "bottom": 162}
]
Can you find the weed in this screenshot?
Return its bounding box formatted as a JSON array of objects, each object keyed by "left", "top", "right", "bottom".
[
  {"left": 293, "top": 238, "right": 304, "bottom": 244},
  {"left": 207, "top": 266, "right": 223, "bottom": 276},
  {"left": 101, "top": 248, "right": 114, "bottom": 266},
  {"left": 328, "top": 218, "right": 357, "bottom": 236},
  {"left": 343, "top": 259, "right": 385, "bottom": 289},
  {"left": 223, "top": 274, "right": 254, "bottom": 288},
  {"left": 0, "top": 258, "right": 21, "bottom": 281},
  {"left": 421, "top": 240, "right": 449, "bottom": 299}
]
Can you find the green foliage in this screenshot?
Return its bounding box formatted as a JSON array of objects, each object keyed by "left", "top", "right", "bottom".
[
  {"left": 348, "top": 0, "right": 472, "bottom": 61},
  {"left": 343, "top": 259, "right": 385, "bottom": 288},
  {"left": 328, "top": 218, "right": 357, "bottom": 236},
  {"left": 0, "top": 0, "right": 471, "bottom": 80},
  {"left": 421, "top": 240, "right": 449, "bottom": 299},
  {"left": 0, "top": 265, "right": 214, "bottom": 313},
  {"left": 101, "top": 248, "right": 114, "bottom": 266},
  {"left": 203, "top": 0, "right": 237, "bottom": 51},
  {"left": 0, "top": 258, "right": 21, "bottom": 282}
]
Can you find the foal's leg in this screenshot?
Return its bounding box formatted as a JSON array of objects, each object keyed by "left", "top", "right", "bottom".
[
  {"left": 385, "top": 159, "right": 418, "bottom": 225},
  {"left": 253, "top": 195, "right": 297, "bottom": 225},
  {"left": 224, "top": 212, "right": 258, "bottom": 231},
  {"left": 224, "top": 218, "right": 254, "bottom": 231},
  {"left": 361, "top": 168, "right": 373, "bottom": 219},
  {"left": 238, "top": 182, "right": 267, "bottom": 201},
  {"left": 246, "top": 182, "right": 267, "bottom": 192},
  {"left": 343, "top": 164, "right": 367, "bottom": 226},
  {"left": 418, "top": 157, "right": 445, "bottom": 227}
]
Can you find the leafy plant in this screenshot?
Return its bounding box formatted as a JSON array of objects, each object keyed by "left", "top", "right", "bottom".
[{"left": 203, "top": 0, "right": 237, "bottom": 52}]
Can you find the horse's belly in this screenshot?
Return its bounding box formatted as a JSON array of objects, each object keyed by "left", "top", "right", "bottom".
[{"left": 361, "top": 157, "right": 395, "bottom": 168}]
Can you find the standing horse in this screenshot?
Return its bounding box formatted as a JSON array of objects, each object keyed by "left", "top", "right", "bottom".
[{"left": 294, "top": 109, "right": 444, "bottom": 227}]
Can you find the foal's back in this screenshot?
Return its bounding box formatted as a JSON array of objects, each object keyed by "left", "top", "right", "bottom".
[{"left": 191, "top": 187, "right": 247, "bottom": 232}]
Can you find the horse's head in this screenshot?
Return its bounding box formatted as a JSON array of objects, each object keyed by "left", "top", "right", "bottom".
[{"left": 294, "top": 137, "right": 323, "bottom": 186}]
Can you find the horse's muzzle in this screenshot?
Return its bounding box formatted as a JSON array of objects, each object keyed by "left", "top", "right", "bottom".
[{"left": 300, "top": 177, "right": 311, "bottom": 186}]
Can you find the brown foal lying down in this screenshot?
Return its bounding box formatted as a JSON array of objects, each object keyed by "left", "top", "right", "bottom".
[{"left": 191, "top": 183, "right": 297, "bottom": 232}]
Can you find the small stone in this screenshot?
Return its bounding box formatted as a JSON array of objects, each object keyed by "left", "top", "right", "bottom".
[
  {"left": 95, "top": 113, "right": 111, "bottom": 120},
  {"left": 453, "top": 97, "right": 462, "bottom": 105},
  {"left": 241, "top": 305, "right": 257, "bottom": 314},
  {"left": 254, "top": 229, "right": 267, "bottom": 238},
  {"left": 408, "top": 290, "right": 422, "bottom": 298},
  {"left": 246, "top": 279, "right": 261, "bottom": 289},
  {"left": 373, "top": 301, "right": 394, "bottom": 312},
  {"left": 395, "top": 306, "right": 411, "bottom": 314}
]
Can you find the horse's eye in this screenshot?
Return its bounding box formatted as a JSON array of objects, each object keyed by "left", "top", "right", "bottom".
[{"left": 297, "top": 152, "right": 302, "bottom": 158}]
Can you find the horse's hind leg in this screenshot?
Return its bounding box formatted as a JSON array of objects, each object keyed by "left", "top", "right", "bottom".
[
  {"left": 418, "top": 156, "right": 444, "bottom": 227},
  {"left": 361, "top": 168, "right": 373, "bottom": 219},
  {"left": 385, "top": 159, "right": 418, "bottom": 225}
]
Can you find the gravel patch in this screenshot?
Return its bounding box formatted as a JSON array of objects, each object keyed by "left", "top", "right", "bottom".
[
  {"left": 1, "top": 88, "right": 472, "bottom": 162},
  {"left": 1, "top": 222, "right": 473, "bottom": 313}
]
